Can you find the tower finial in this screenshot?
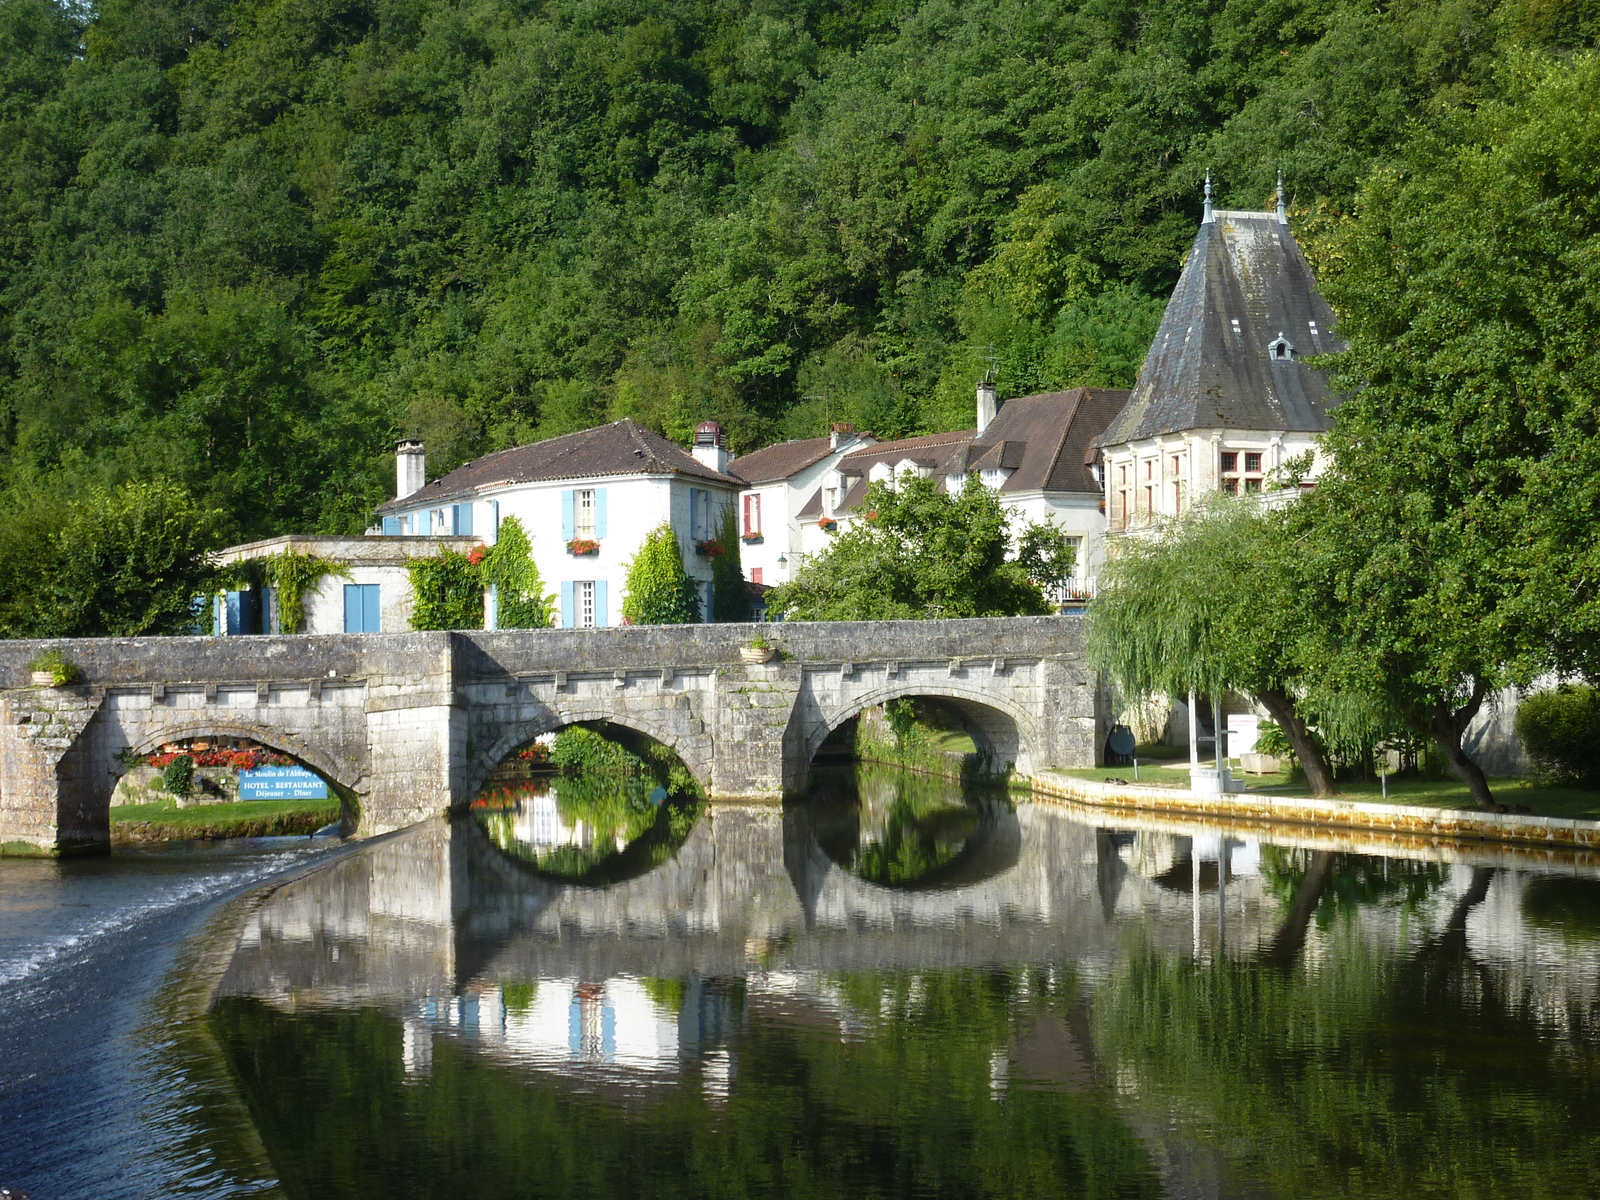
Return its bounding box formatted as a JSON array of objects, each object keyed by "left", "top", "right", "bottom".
[
  {"left": 1203, "top": 169, "right": 1214, "bottom": 225},
  {"left": 1275, "top": 169, "right": 1287, "bottom": 225}
]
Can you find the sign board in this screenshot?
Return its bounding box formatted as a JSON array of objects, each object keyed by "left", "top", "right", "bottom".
[
  {"left": 239, "top": 765, "right": 328, "bottom": 800},
  {"left": 1226, "top": 714, "right": 1261, "bottom": 757}
]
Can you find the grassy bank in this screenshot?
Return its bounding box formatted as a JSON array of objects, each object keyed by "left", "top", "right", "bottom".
[
  {"left": 1053, "top": 745, "right": 1600, "bottom": 822},
  {"left": 112, "top": 798, "right": 341, "bottom": 843}
]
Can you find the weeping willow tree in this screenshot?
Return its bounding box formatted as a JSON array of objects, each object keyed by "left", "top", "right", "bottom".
[
  {"left": 1085, "top": 497, "right": 1344, "bottom": 796},
  {"left": 480, "top": 517, "right": 553, "bottom": 629}
]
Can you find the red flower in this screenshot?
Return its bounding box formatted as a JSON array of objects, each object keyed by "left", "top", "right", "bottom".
[{"left": 467, "top": 545, "right": 488, "bottom": 566}]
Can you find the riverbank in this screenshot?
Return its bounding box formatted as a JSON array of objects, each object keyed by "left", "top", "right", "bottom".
[
  {"left": 1031, "top": 771, "right": 1600, "bottom": 851},
  {"left": 111, "top": 799, "right": 340, "bottom": 844}
]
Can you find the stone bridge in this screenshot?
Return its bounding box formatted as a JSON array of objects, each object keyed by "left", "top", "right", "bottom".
[{"left": 0, "top": 617, "right": 1104, "bottom": 856}]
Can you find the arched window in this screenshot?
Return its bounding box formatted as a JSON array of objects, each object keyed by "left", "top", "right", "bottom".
[{"left": 1268, "top": 334, "right": 1294, "bottom": 361}]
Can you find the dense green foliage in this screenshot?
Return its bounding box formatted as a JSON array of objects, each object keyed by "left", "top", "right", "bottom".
[
  {"left": 769, "top": 474, "right": 1049, "bottom": 619},
  {"left": 0, "top": 480, "right": 221, "bottom": 637},
  {"left": 1515, "top": 686, "right": 1600, "bottom": 787},
  {"left": 405, "top": 547, "right": 482, "bottom": 629},
  {"left": 621, "top": 524, "right": 699, "bottom": 624},
  {"left": 709, "top": 502, "right": 751, "bottom": 621},
  {"left": 7, "top": 0, "right": 1596, "bottom": 564},
  {"left": 548, "top": 725, "right": 647, "bottom": 774},
  {"left": 262, "top": 548, "right": 349, "bottom": 633},
  {"left": 479, "top": 517, "right": 553, "bottom": 628}
]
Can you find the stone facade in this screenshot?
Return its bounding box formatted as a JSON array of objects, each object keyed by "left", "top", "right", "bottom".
[{"left": 0, "top": 617, "right": 1102, "bottom": 856}]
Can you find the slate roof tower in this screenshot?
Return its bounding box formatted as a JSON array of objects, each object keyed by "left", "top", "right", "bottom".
[{"left": 1093, "top": 176, "right": 1343, "bottom": 532}]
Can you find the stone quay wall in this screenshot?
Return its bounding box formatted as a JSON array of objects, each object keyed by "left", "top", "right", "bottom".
[{"left": 0, "top": 617, "right": 1103, "bottom": 856}]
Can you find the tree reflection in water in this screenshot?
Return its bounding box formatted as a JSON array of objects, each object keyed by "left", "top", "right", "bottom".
[
  {"left": 472, "top": 771, "right": 702, "bottom": 885},
  {"left": 808, "top": 763, "right": 1010, "bottom": 888}
]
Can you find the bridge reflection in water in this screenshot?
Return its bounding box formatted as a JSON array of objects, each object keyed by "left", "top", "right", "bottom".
[{"left": 208, "top": 766, "right": 1600, "bottom": 1197}]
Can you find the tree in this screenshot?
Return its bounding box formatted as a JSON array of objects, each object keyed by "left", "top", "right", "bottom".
[
  {"left": 480, "top": 517, "right": 553, "bottom": 629},
  {"left": 767, "top": 474, "right": 1050, "bottom": 621},
  {"left": 1015, "top": 519, "right": 1078, "bottom": 607},
  {"left": 1086, "top": 498, "right": 1342, "bottom": 796},
  {"left": 710, "top": 502, "right": 752, "bottom": 622},
  {"left": 622, "top": 524, "right": 700, "bottom": 625},
  {"left": 32, "top": 481, "right": 223, "bottom": 637},
  {"left": 1298, "top": 50, "right": 1600, "bottom": 807}
]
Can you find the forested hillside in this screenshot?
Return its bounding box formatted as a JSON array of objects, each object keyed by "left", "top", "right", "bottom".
[{"left": 1, "top": 0, "right": 1596, "bottom": 551}]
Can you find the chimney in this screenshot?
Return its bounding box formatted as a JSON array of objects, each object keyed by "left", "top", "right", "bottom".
[
  {"left": 976, "top": 378, "right": 998, "bottom": 434},
  {"left": 692, "top": 421, "right": 730, "bottom": 473},
  {"left": 396, "top": 439, "right": 425, "bottom": 500},
  {"left": 829, "top": 421, "right": 855, "bottom": 452}
]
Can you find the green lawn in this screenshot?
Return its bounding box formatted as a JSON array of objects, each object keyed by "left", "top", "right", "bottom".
[
  {"left": 111, "top": 797, "right": 340, "bottom": 840},
  {"left": 1049, "top": 746, "right": 1600, "bottom": 822}
]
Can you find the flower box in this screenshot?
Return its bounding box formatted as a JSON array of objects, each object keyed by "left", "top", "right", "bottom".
[
  {"left": 29, "top": 670, "right": 56, "bottom": 687},
  {"left": 817, "top": 518, "right": 837, "bottom": 533},
  {"left": 740, "top": 646, "right": 774, "bottom": 664},
  {"left": 567, "top": 538, "right": 600, "bottom": 556},
  {"left": 740, "top": 534, "right": 764, "bottom": 544},
  {"left": 694, "top": 539, "right": 725, "bottom": 557}
]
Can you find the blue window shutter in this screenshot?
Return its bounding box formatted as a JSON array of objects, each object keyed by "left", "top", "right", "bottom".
[
  {"left": 560, "top": 581, "right": 575, "bottom": 628},
  {"left": 594, "top": 580, "right": 608, "bottom": 627},
  {"left": 344, "top": 585, "right": 361, "bottom": 633},
  {"left": 455, "top": 504, "right": 473, "bottom": 537},
  {"left": 419, "top": 510, "right": 433, "bottom": 536},
  {"left": 489, "top": 500, "right": 500, "bottom": 544},
  {"left": 561, "top": 491, "right": 575, "bottom": 541},
  {"left": 381, "top": 516, "right": 400, "bottom": 536},
  {"left": 689, "top": 489, "right": 699, "bottom": 540},
  {"left": 704, "top": 582, "right": 714, "bottom": 623},
  {"left": 595, "top": 489, "right": 608, "bottom": 539},
  {"left": 363, "top": 584, "right": 380, "bottom": 632}
]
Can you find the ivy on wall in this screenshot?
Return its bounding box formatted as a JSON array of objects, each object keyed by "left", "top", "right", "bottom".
[
  {"left": 407, "top": 549, "right": 484, "bottom": 631},
  {"left": 711, "top": 504, "right": 752, "bottom": 622},
  {"left": 480, "top": 517, "right": 553, "bottom": 629},
  {"left": 621, "top": 525, "right": 700, "bottom": 625},
  {"left": 263, "top": 549, "right": 350, "bottom": 633}
]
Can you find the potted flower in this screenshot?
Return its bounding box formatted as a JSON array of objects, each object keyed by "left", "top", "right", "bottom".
[
  {"left": 740, "top": 634, "right": 775, "bottom": 665},
  {"left": 740, "top": 533, "right": 763, "bottom": 544},
  {"left": 694, "top": 538, "right": 724, "bottom": 557},
  {"left": 27, "top": 650, "right": 79, "bottom": 688},
  {"left": 567, "top": 538, "right": 601, "bottom": 556},
  {"left": 817, "top": 517, "right": 837, "bottom": 533}
]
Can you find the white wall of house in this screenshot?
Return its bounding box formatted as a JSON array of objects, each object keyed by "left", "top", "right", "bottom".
[
  {"left": 1099, "top": 428, "right": 1327, "bottom": 535},
  {"left": 737, "top": 440, "right": 871, "bottom": 587},
  {"left": 383, "top": 473, "right": 738, "bottom": 627}
]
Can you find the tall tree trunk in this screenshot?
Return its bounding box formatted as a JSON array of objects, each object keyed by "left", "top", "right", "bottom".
[
  {"left": 1257, "top": 687, "right": 1337, "bottom": 797},
  {"left": 1261, "top": 850, "right": 1336, "bottom": 967},
  {"left": 1423, "top": 678, "right": 1494, "bottom": 809}
]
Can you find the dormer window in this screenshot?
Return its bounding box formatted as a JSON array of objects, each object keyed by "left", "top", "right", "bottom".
[{"left": 1268, "top": 334, "right": 1294, "bottom": 361}]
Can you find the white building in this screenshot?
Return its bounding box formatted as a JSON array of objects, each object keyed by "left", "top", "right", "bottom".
[
  {"left": 375, "top": 418, "right": 743, "bottom": 628},
  {"left": 1091, "top": 179, "right": 1343, "bottom": 532},
  {"left": 724, "top": 423, "right": 875, "bottom": 588},
  {"left": 779, "top": 383, "right": 1128, "bottom": 595},
  {"left": 215, "top": 418, "right": 743, "bottom": 633}
]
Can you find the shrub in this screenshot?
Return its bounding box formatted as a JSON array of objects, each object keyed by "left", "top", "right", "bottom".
[
  {"left": 407, "top": 548, "right": 483, "bottom": 630},
  {"left": 262, "top": 548, "right": 349, "bottom": 633},
  {"left": 1516, "top": 686, "right": 1600, "bottom": 786},
  {"left": 162, "top": 754, "right": 195, "bottom": 796},
  {"left": 481, "top": 517, "right": 553, "bottom": 629},
  {"left": 621, "top": 525, "right": 700, "bottom": 625}
]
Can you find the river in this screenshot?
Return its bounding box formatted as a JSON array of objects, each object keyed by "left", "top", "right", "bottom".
[{"left": 4, "top": 764, "right": 1600, "bottom": 1198}]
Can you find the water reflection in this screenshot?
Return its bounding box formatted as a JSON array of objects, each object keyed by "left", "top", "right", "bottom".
[
  {"left": 192, "top": 764, "right": 1600, "bottom": 1198},
  {"left": 471, "top": 774, "right": 702, "bottom": 886}
]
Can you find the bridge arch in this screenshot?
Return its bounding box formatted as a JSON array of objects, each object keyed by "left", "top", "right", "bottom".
[
  {"left": 464, "top": 701, "right": 712, "bottom": 805},
  {"left": 125, "top": 720, "right": 359, "bottom": 794},
  {"left": 807, "top": 680, "right": 1042, "bottom": 776}
]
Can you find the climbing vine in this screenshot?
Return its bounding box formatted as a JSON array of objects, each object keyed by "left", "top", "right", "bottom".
[
  {"left": 711, "top": 503, "right": 751, "bottom": 622},
  {"left": 263, "top": 548, "right": 350, "bottom": 634},
  {"left": 480, "top": 517, "right": 553, "bottom": 629},
  {"left": 407, "top": 549, "right": 484, "bottom": 630},
  {"left": 621, "top": 524, "right": 699, "bottom": 625}
]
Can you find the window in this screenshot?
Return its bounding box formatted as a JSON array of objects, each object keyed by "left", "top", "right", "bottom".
[
  {"left": 577, "top": 580, "right": 595, "bottom": 627},
  {"left": 743, "top": 493, "right": 762, "bottom": 537},
  {"left": 824, "top": 487, "right": 837, "bottom": 515},
  {"left": 1220, "top": 448, "right": 1265, "bottom": 495},
  {"left": 750, "top": 567, "right": 763, "bottom": 585},
  {"left": 343, "top": 584, "right": 380, "bottom": 633},
  {"left": 1268, "top": 335, "right": 1294, "bottom": 360},
  {"left": 1144, "top": 484, "right": 1154, "bottom": 516},
  {"left": 452, "top": 503, "right": 473, "bottom": 537},
  {"left": 575, "top": 489, "right": 596, "bottom": 538}
]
